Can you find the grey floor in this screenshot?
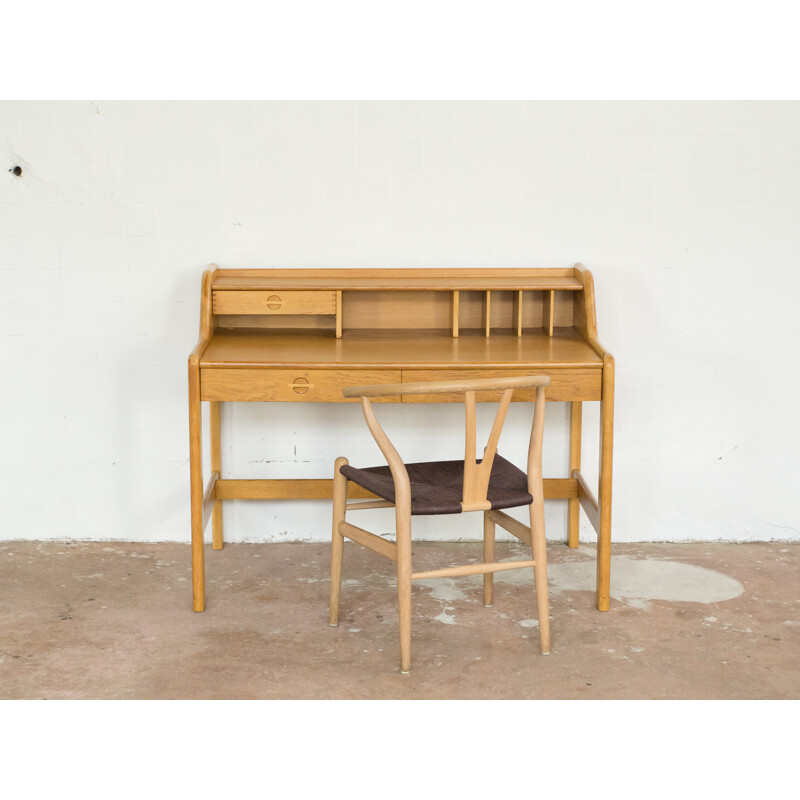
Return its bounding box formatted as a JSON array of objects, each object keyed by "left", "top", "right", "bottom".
[{"left": 1, "top": 540, "right": 798, "bottom": 699}]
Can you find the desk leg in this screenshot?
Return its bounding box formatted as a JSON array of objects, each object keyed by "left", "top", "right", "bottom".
[
  {"left": 597, "top": 356, "right": 615, "bottom": 611},
  {"left": 210, "top": 401, "right": 223, "bottom": 550},
  {"left": 568, "top": 401, "right": 582, "bottom": 548},
  {"left": 189, "top": 362, "right": 205, "bottom": 612}
]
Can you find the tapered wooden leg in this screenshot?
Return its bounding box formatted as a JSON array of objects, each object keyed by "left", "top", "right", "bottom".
[
  {"left": 529, "top": 495, "right": 550, "bottom": 654},
  {"left": 210, "top": 401, "right": 224, "bottom": 550},
  {"left": 597, "top": 356, "right": 615, "bottom": 611},
  {"left": 568, "top": 401, "right": 582, "bottom": 549},
  {"left": 396, "top": 503, "right": 413, "bottom": 674},
  {"left": 188, "top": 362, "right": 205, "bottom": 612},
  {"left": 483, "top": 511, "right": 495, "bottom": 607},
  {"left": 329, "top": 457, "right": 348, "bottom": 626}
]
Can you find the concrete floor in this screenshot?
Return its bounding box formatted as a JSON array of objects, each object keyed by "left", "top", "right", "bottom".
[{"left": 1, "top": 540, "right": 798, "bottom": 699}]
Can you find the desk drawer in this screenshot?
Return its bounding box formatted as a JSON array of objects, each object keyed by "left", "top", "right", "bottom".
[
  {"left": 400, "top": 369, "right": 601, "bottom": 402},
  {"left": 200, "top": 369, "right": 402, "bottom": 402},
  {"left": 212, "top": 290, "right": 337, "bottom": 315}
]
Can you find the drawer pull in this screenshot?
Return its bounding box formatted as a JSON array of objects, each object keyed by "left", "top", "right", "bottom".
[
  {"left": 266, "top": 294, "right": 283, "bottom": 310},
  {"left": 290, "top": 378, "right": 313, "bottom": 394}
]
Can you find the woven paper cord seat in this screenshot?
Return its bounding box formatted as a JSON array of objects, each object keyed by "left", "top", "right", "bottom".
[{"left": 340, "top": 455, "right": 533, "bottom": 516}]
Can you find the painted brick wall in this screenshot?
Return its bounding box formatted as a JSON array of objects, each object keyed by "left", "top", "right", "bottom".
[{"left": 1, "top": 101, "right": 798, "bottom": 543}]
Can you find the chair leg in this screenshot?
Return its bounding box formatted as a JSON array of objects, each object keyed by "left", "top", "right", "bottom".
[
  {"left": 329, "top": 457, "right": 348, "bottom": 627},
  {"left": 395, "top": 504, "right": 413, "bottom": 674},
  {"left": 483, "top": 510, "right": 495, "bottom": 607},
  {"left": 529, "top": 496, "right": 551, "bottom": 654}
]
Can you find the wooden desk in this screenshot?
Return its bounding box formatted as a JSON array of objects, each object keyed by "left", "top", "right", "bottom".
[{"left": 188, "top": 266, "right": 615, "bottom": 612}]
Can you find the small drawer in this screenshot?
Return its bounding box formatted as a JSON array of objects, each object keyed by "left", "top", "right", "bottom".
[
  {"left": 201, "top": 369, "right": 402, "bottom": 402},
  {"left": 400, "top": 369, "right": 601, "bottom": 402},
  {"left": 212, "top": 290, "right": 337, "bottom": 316}
]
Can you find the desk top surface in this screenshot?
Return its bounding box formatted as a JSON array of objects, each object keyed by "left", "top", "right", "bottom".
[{"left": 200, "top": 328, "right": 603, "bottom": 369}]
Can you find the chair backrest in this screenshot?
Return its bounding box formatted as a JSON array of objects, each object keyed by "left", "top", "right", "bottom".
[{"left": 343, "top": 376, "right": 550, "bottom": 512}]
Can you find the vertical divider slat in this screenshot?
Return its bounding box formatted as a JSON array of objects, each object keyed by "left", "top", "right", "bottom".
[
  {"left": 335, "top": 290, "right": 343, "bottom": 338},
  {"left": 484, "top": 290, "right": 491, "bottom": 338},
  {"left": 451, "top": 290, "right": 460, "bottom": 338},
  {"left": 513, "top": 290, "right": 523, "bottom": 337},
  {"left": 543, "top": 290, "right": 554, "bottom": 336}
]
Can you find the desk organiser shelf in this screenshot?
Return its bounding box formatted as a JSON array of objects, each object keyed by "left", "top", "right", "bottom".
[
  {"left": 210, "top": 270, "right": 582, "bottom": 341},
  {"left": 188, "top": 265, "right": 615, "bottom": 615}
]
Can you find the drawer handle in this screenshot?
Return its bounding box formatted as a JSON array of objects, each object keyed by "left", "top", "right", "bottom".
[
  {"left": 266, "top": 294, "right": 283, "bottom": 310},
  {"left": 290, "top": 378, "right": 313, "bottom": 394}
]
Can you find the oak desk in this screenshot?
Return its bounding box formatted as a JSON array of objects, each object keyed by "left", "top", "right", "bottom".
[{"left": 188, "top": 266, "right": 615, "bottom": 612}]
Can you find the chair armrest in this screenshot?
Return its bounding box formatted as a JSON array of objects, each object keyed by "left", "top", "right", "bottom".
[{"left": 343, "top": 374, "right": 550, "bottom": 399}]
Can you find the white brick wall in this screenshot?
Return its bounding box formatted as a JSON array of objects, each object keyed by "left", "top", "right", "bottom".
[{"left": 1, "top": 101, "right": 798, "bottom": 543}]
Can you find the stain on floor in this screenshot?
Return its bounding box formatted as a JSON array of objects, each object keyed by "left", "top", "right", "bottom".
[
  {"left": 0, "top": 540, "right": 797, "bottom": 699},
  {"left": 543, "top": 554, "right": 744, "bottom": 608}
]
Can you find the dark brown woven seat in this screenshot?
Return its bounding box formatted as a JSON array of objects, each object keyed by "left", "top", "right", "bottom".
[{"left": 340, "top": 454, "right": 533, "bottom": 516}]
